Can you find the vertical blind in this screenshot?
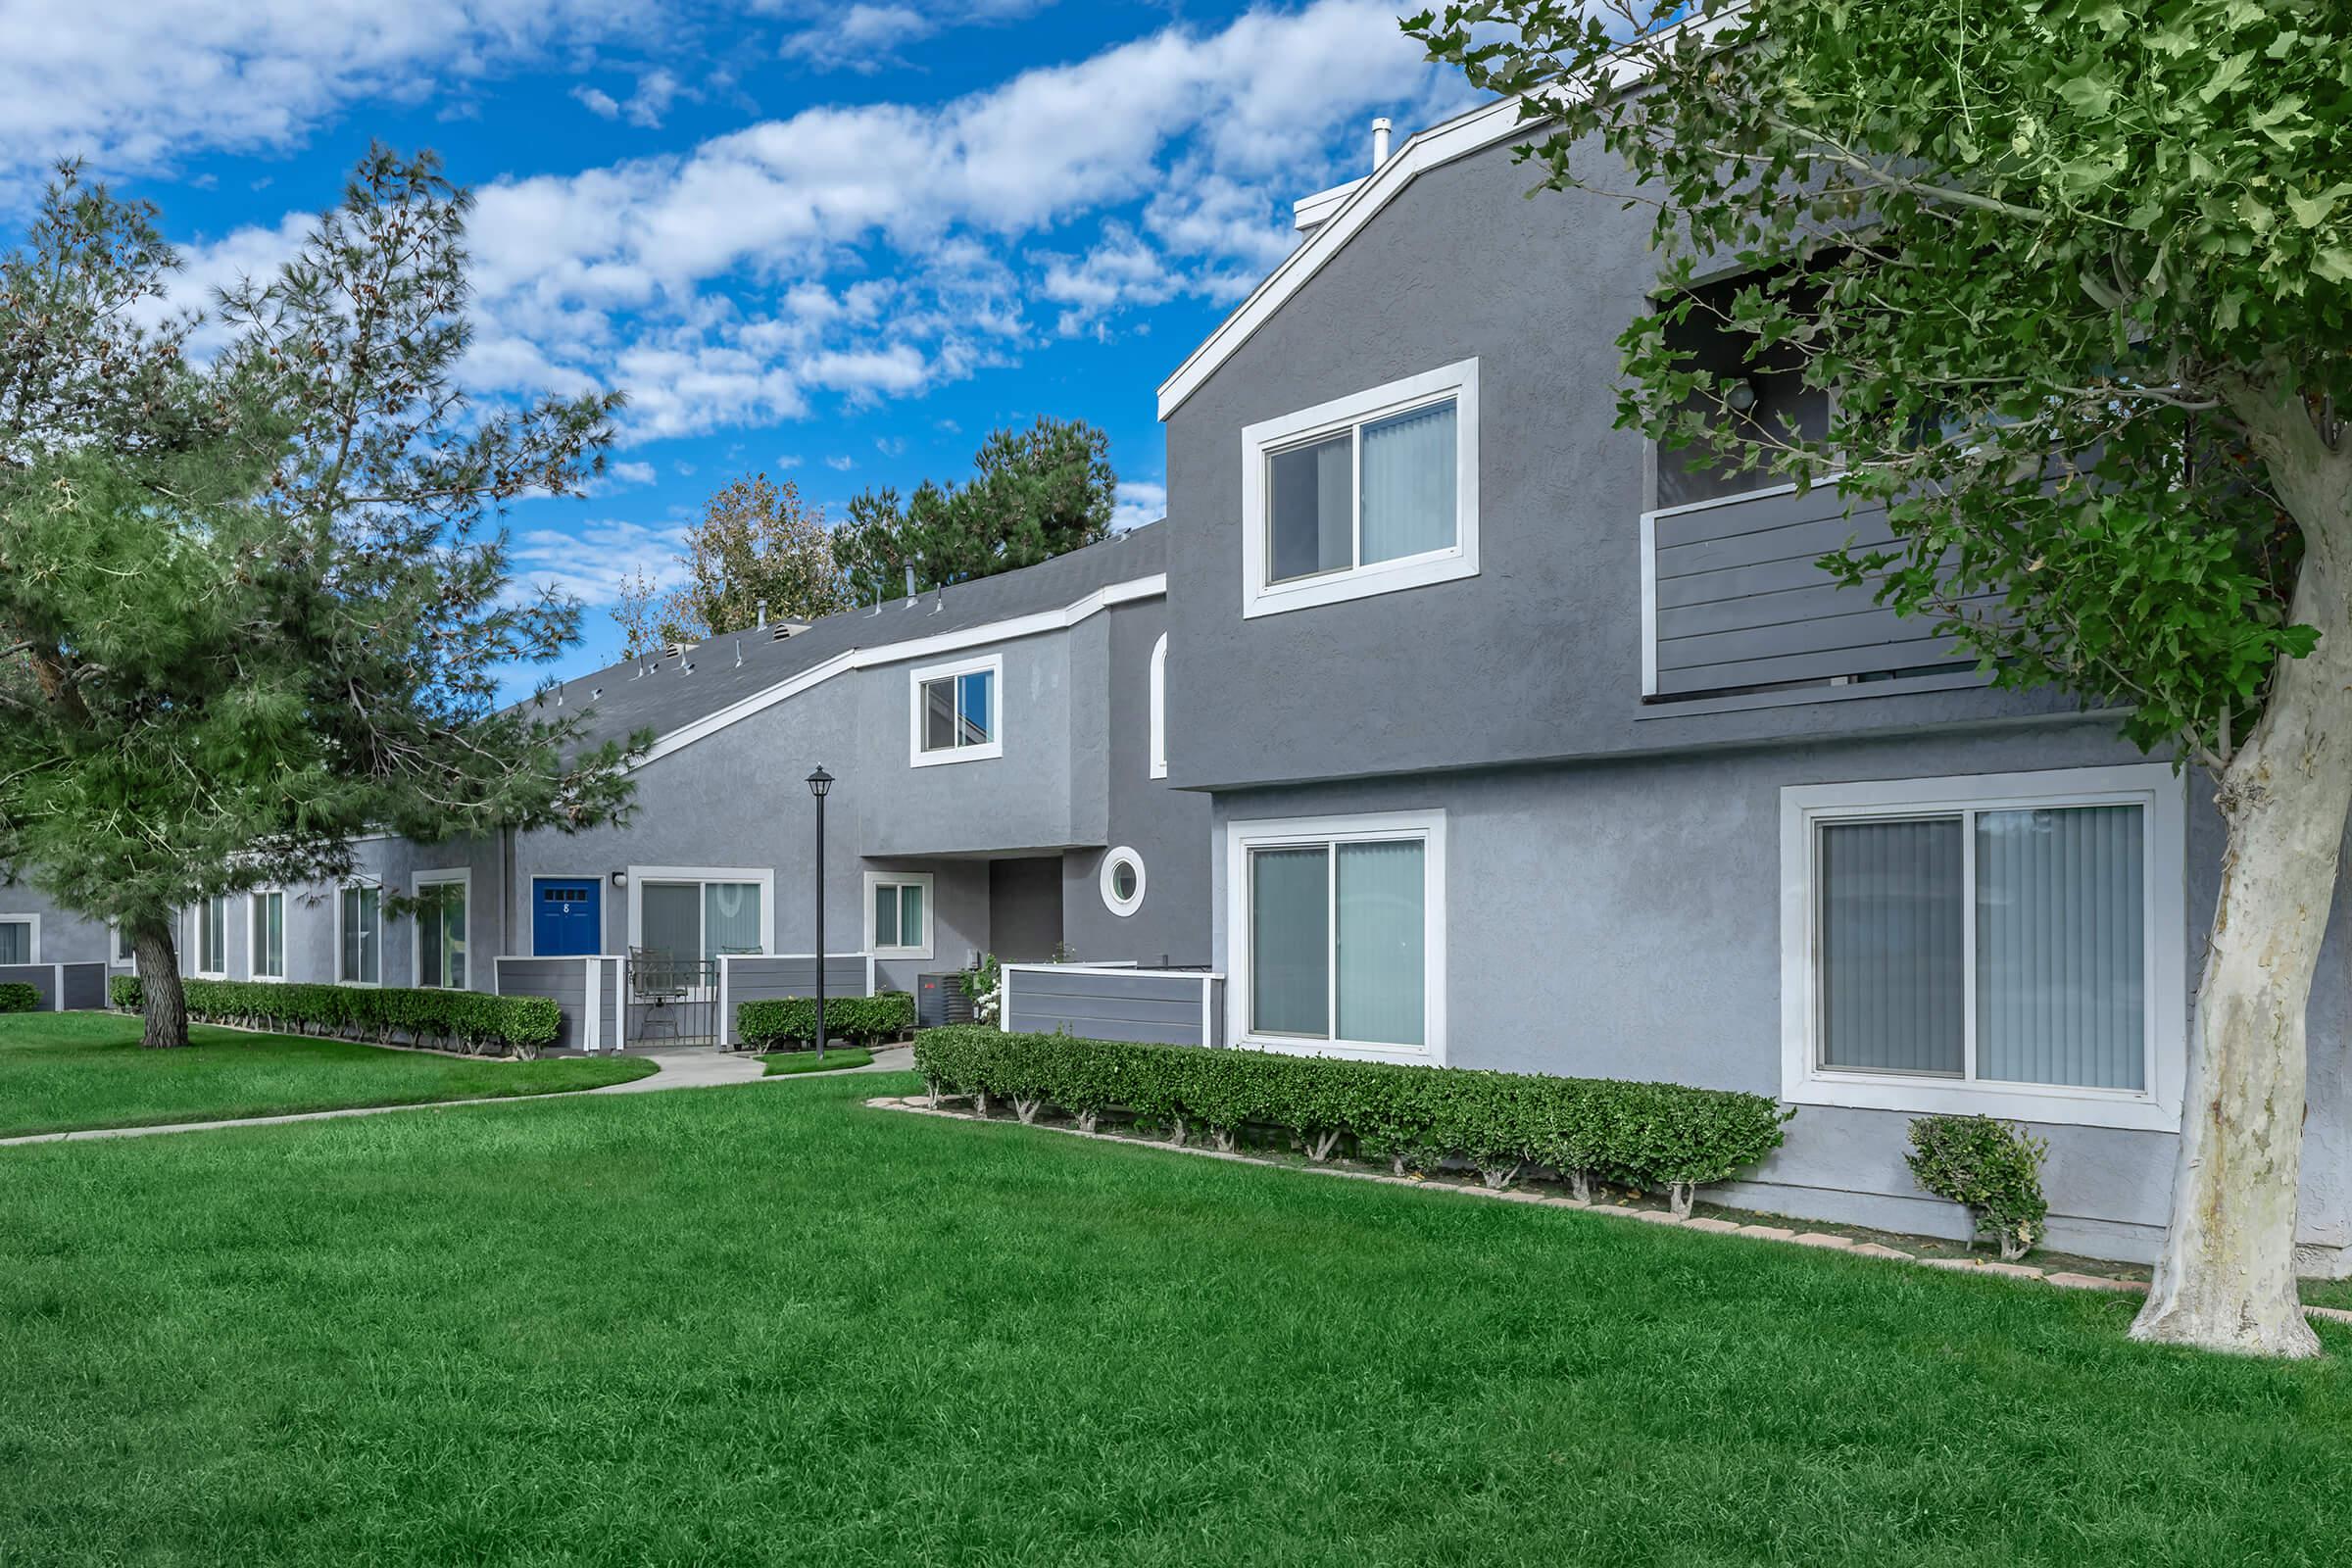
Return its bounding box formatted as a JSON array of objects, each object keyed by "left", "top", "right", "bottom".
[
  {"left": 0, "top": 920, "right": 26, "bottom": 965},
  {"left": 1358, "top": 400, "right": 1456, "bottom": 566},
  {"left": 1267, "top": 433, "right": 1354, "bottom": 583},
  {"left": 255, "top": 893, "right": 284, "bottom": 977},
  {"left": 1250, "top": 847, "right": 1330, "bottom": 1035},
  {"left": 704, "top": 883, "right": 761, "bottom": 957},
  {"left": 1817, "top": 805, "right": 2146, "bottom": 1090},
  {"left": 641, "top": 882, "right": 701, "bottom": 963},
  {"left": 1335, "top": 840, "right": 1426, "bottom": 1047},
  {"left": 1819, "top": 818, "right": 1966, "bottom": 1073},
  {"left": 341, "top": 887, "right": 378, "bottom": 983},
  {"left": 1977, "top": 806, "right": 2144, "bottom": 1089}
]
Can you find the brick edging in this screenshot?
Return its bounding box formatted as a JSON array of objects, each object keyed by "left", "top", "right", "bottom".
[{"left": 865, "top": 1096, "right": 2352, "bottom": 1331}]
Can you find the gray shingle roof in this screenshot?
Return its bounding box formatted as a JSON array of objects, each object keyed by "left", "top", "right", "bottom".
[{"left": 526, "top": 520, "right": 1165, "bottom": 753}]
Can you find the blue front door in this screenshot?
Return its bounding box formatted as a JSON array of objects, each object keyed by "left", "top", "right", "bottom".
[{"left": 533, "top": 879, "right": 603, "bottom": 956}]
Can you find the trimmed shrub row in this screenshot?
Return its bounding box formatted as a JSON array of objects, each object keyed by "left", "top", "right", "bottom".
[
  {"left": 0, "top": 981, "right": 40, "bottom": 1013},
  {"left": 911, "top": 1027, "right": 1792, "bottom": 1214},
  {"left": 109, "top": 975, "right": 562, "bottom": 1058},
  {"left": 736, "top": 992, "right": 915, "bottom": 1051}
]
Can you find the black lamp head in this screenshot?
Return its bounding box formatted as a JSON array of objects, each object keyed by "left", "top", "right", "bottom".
[{"left": 806, "top": 765, "right": 834, "bottom": 799}]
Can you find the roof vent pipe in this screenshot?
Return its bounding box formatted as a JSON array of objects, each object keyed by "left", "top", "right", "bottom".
[
  {"left": 904, "top": 564, "right": 916, "bottom": 601},
  {"left": 1371, "top": 117, "right": 1392, "bottom": 170},
  {"left": 756, "top": 598, "right": 767, "bottom": 628}
]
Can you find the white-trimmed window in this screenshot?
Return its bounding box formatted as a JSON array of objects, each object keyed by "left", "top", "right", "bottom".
[
  {"left": 337, "top": 884, "right": 381, "bottom": 986},
  {"left": 1241, "top": 359, "right": 1479, "bottom": 618},
  {"left": 864, "top": 871, "right": 934, "bottom": 959},
  {"left": 0, "top": 913, "right": 37, "bottom": 965},
  {"left": 1781, "top": 764, "right": 2186, "bottom": 1131},
  {"left": 628, "top": 866, "right": 773, "bottom": 963},
  {"left": 1226, "top": 810, "right": 1446, "bottom": 1065},
  {"left": 1149, "top": 633, "right": 1168, "bottom": 780},
  {"left": 1101, "top": 848, "right": 1146, "bottom": 918},
  {"left": 193, "top": 895, "right": 229, "bottom": 978},
  {"left": 250, "top": 890, "right": 287, "bottom": 981},
  {"left": 908, "top": 652, "right": 1003, "bottom": 766},
  {"left": 110, "top": 922, "right": 136, "bottom": 967},
  {"left": 414, "top": 870, "right": 469, "bottom": 990}
]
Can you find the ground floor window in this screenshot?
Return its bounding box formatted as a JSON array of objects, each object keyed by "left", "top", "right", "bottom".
[
  {"left": 864, "top": 871, "right": 933, "bottom": 958},
  {"left": 631, "top": 868, "right": 771, "bottom": 964},
  {"left": 251, "top": 890, "right": 286, "bottom": 980},
  {"left": 1782, "top": 764, "right": 2185, "bottom": 1130},
  {"left": 111, "top": 923, "right": 135, "bottom": 966},
  {"left": 415, "top": 872, "right": 468, "bottom": 989},
  {"left": 339, "top": 885, "right": 380, "bottom": 985},
  {"left": 0, "top": 915, "right": 34, "bottom": 965},
  {"left": 195, "top": 895, "right": 228, "bottom": 977},
  {"left": 1226, "top": 810, "right": 1446, "bottom": 1063}
]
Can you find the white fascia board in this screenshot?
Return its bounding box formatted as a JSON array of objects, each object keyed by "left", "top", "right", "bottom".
[
  {"left": 1292, "top": 176, "right": 1364, "bottom": 232},
  {"left": 628, "top": 573, "right": 1165, "bottom": 771},
  {"left": 1156, "top": 14, "right": 1724, "bottom": 421}
]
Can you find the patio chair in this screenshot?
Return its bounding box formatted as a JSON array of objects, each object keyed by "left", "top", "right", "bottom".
[{"left": 628, "top": 946, "right": 692, "bottom": 1044}]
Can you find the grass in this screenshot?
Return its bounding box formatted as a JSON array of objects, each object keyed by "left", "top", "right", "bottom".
[
  {"left": 4, "top": 1074, "right": 2348, "bottom": 1565},
  {"left": 0, "top": 1010, "right": 656, "bottom": 1137},
  {"left": 760, "top": 1045, "right": 874, "bottom": 1075}
]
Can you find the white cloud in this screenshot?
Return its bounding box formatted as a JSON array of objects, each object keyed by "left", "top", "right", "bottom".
[
  {"left": 0, "top": 0, "right": 661, "bottom": 190},
  {"left": 1111, "top": 479, "right": 1165, "bottom": 531},
  {"left": 572, "top": 84, "right": 623, "bottom": 119},
  {"left": 780, "top": 4, "right": 930, "bottom": 74},
  {"left": 156, "top": 0, "right": 1475, "bottom": 444},
  {"left": 578, "top": 67, "right": 689, "bottom": 126},
  {"left": 510, "top": 515, "right": 688, "bottom": 608},
  {"left": 777, "top": 454, "right": 806, "bottom": 468},
  {"left": 824, "top": 455, "right": 857, "bottom": 471},
  {"left": 875, "top": 434, "right": 907, "bottom": 457}
]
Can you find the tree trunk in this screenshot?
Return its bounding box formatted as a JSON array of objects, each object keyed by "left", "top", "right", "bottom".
[
  {"left": 129, "top": 919, "right": 189, "bottom": 1050},
  {"left": 2133, "top": 384, "right": 2352, "bottom": 1357}
]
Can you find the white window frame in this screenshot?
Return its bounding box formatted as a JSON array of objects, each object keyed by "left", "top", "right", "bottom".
[
  {"left": 249, "top": 888, "right": 288, "bottom": 982},
  {"left": 625, "top": 865, "right": 776, "bottom": 958},
  {"left": 1101, "top": 847, "right": 1147, "bottom": 918},
  {"left": 1780, "top": 763, "right": 2187, "bottom": 1131},
  {"left": 412, "top": 869, "right": 471, "bottom": 990},
  {"left": 335, "top": 882, "right": 383, "bottom": 988},
  {"left": 907, "top": 652, "right": 1004, "bottom": 766},
  {"left": 1240, "top": 359, "right": 1480, "bottom": 619},
  {"left": 863, "top": 870, "right": 935, "bottom": 959},
  {"left": 108, "top": 920, "right": 136, "bottom": 968},
  {"left": 0, "top": 911, "right": 40, "bottom": 965},
  {"left": 192, "top": 895, "right": 229, "bottom": 979},
  {"left": 1149, "top": 633, "right": 1168, "bottom": 780},
  {"left": 1224, "top": 808, "right": 1447, "bottom": 1066}
]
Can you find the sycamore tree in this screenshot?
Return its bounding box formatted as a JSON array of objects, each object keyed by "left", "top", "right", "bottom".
[
  {"left": 833, "top": 416, "right": 1116, "bottom": 602},
  {"left": 0, "top": 152, "right": 641, "bottom": 1049},
  {"left": 1407, "top": 0, "right": 2352, "bottom": 1355},
  {"left": 610, "top": 472, "right": 849, "bottom": 656}
]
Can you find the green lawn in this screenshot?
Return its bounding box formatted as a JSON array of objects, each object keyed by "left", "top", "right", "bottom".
[
  {"left": 3, "top": 1075, "right": 2346, "bottom": 1565},
  {"left": 760, "top": 1045, "right": 874, "bottom": 1075},
  {"left": 0, "top": 1010, "right": 656, "bottom": 1137}
]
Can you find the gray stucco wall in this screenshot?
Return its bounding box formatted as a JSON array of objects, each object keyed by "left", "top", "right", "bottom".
[
  {"left": 1207, "top": 716, "right": 2352, "bottom": 1268},
  {"left": 0, "top": 882, "right": 122, "bottom": 969},
  {"left": 1162, "top": 135, "right": 2075, "bottom": 794}
]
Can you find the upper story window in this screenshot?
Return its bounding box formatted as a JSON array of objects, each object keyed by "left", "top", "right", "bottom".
[
  {"left": 908, "top": 653, "right": 1004, "bottom": 766},
  {"left": 1149, "top": 633, "right": 1168, "bottom": 780},
  {"left": 1654, "top": 272, "right": 1830, "bottom": 511},
  {"left": 1241, "top": 359, "right": 1480, "bottom": 618}
]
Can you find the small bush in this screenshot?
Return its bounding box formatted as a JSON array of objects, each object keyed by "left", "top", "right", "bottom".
[
  {"left": 910, "top": 1027, "right": 1792, "bottom": 1203},
  {"left": 736, "top": 992, "right": 915, "bottom": 1051},
  {"left": 1905, "top": 1113, "right": 2050, "bottom": 1260},
  {"left": 0, "top": 982, "right": 40, "bottom": 1013},
  {"left": 104, "top": 976, "right": 561, "bottom": 1057}
]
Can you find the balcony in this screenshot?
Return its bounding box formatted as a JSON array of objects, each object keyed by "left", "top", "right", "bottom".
[{"left": 1640, "top": 483, "right": 1980, "bottom": 706}]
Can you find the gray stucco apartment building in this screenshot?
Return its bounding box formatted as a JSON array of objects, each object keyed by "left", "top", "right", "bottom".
[{"left": 8, "top": 95, "right": 2347, "bottom": 1273}]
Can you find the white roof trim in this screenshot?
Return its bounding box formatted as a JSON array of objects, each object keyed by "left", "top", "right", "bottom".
[
  {"left": 1158, "top": 95, "right": 1532, "bottom": 420},
  {"left": 1292, "top": 175, "right": 1364, "bottom": 232},
  {"left": 628, "top": 573, "right": 1166, "bottom": 770},
  {"left": 1157, "top": 14, "right": 1717, "bottom": 420}
]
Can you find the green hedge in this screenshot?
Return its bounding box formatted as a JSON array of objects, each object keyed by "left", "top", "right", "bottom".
[
  {"left": 107, "top": 975, "right": 562, "bottom": 1058},
  {"left": 911, "top": 1027, "right": 1791, "bottom": 1212},
  {"left": 1905, "top": 1113, "right": 2050, "bottom": 1261},
  {"left": 0, "top": 981, "right": 40, "bottom": 1013},
  {"left": 737, "top": 992, "right": 915, "bottom": 1050}
]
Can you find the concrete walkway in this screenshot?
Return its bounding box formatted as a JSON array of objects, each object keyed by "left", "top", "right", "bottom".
[{"left": 0, "top": 1042, "right": 916, "bottom": 1149}]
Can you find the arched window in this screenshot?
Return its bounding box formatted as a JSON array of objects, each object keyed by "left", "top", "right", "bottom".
[{"left": 1150, "top": 632, "right": 1168, "bottom": 779}]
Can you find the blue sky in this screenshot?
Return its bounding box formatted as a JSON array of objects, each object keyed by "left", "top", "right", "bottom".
[{"left": 5, "top": 0, "right": 1479, "bottom": 687}]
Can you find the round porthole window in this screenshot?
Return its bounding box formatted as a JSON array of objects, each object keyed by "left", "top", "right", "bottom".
[{"left": 1100, "top": 847, "right": 1146, "bottom": 918}]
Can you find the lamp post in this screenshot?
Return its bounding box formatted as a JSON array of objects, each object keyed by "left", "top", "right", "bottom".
[{"left": 806, "top": 765, "right": 834, "bottom": 1060}]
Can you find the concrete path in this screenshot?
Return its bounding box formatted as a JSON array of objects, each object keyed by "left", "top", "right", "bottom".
[{"left": 0, "top": 1042, "right": 916, "bottom": 1149}]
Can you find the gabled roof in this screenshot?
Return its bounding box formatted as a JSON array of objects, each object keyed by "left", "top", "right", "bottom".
[
  {"left": 532, "top": 521, "right": 1166, "bottom": 765},
  {"left": 1155, "top": 94, "right": 1530, "bottom": 420}
]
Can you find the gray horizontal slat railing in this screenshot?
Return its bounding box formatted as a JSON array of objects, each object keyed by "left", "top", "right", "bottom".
[{"left": 1000, "top": 964, "right": 1221, "bottom": 1049}]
